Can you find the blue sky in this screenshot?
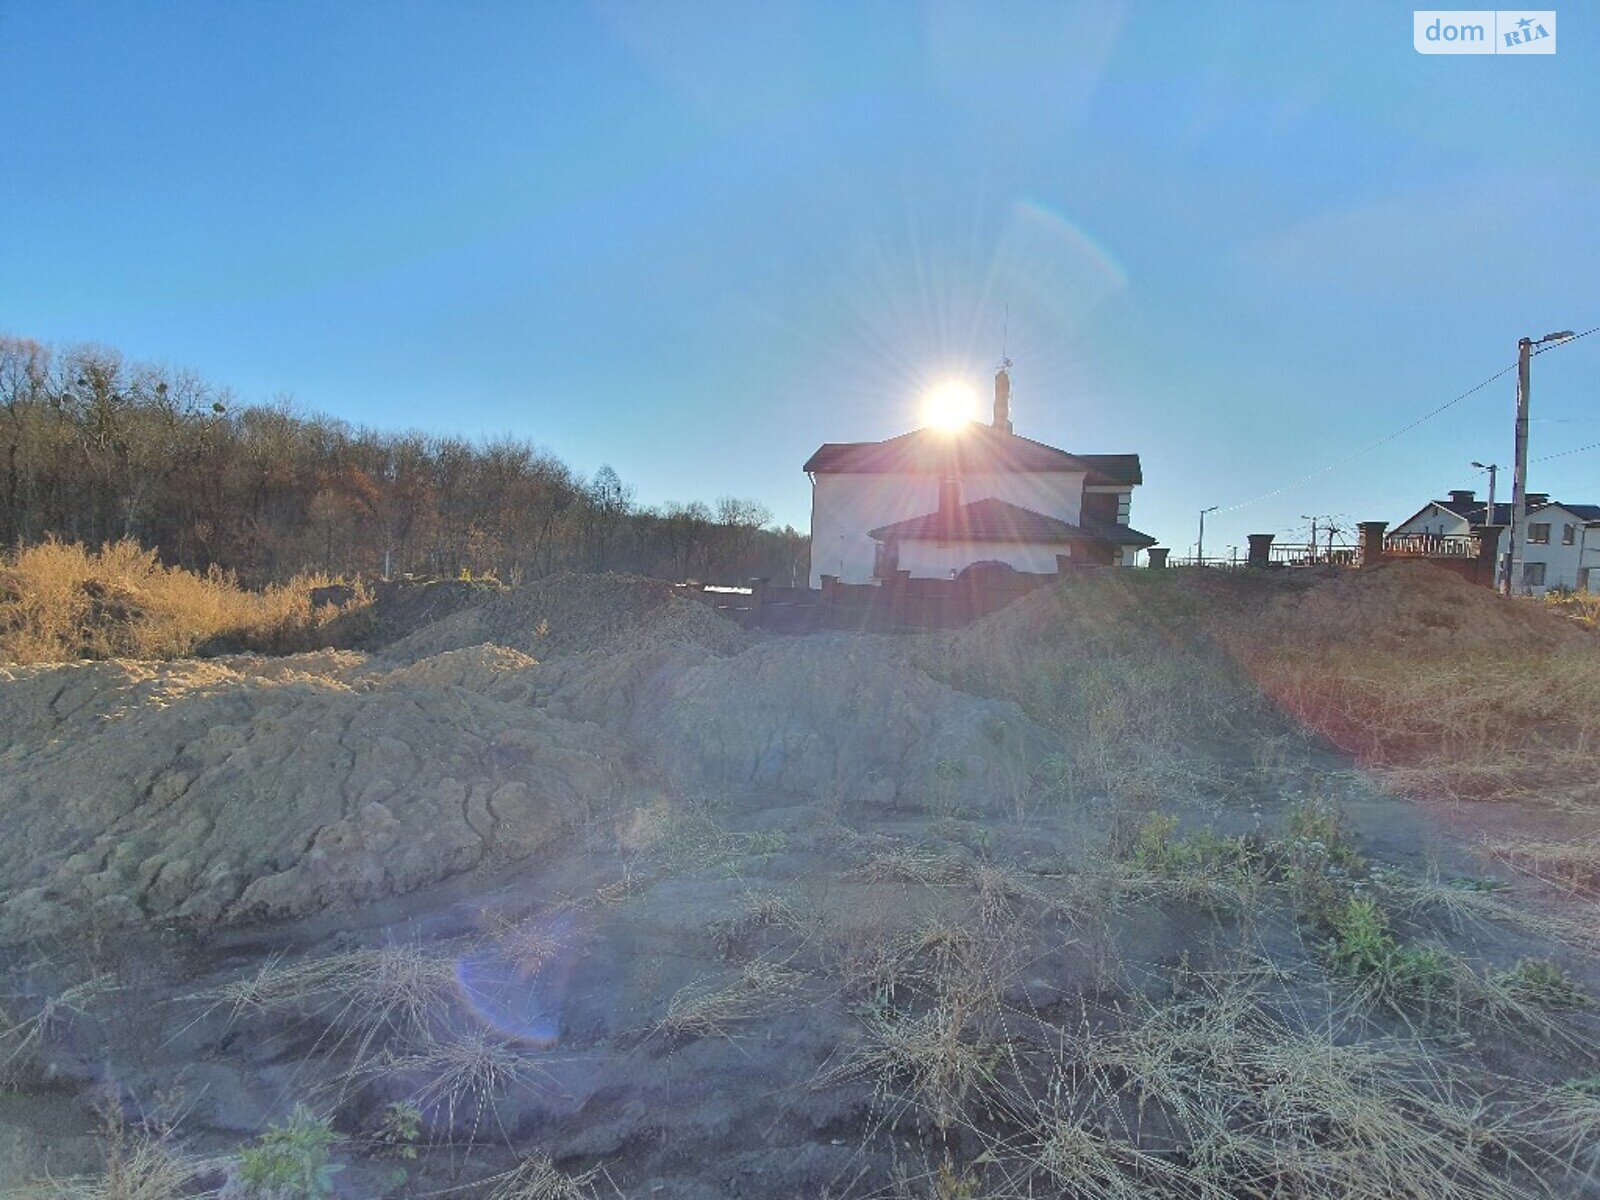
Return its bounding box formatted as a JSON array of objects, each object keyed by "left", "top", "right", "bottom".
[{"left": 2, "top": 1, "right": 1596, "bottom": 555}]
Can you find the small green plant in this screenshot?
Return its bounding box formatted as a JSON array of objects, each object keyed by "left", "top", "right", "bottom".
[
  {"left": 376, "top": 1100, "right": 422, "bottom": 1159},
  {"left": 1126, "top": 813, "right": 1250, "bottom": 876},
  {"left": 228, "top": 1106, "right": 343, "bottom": 1199},
  {"left": 741, "top": 830, "right": 788, "bottom": 859},
  {"left": 1496, "top": 958, "right": 1587, "bottom": 1009},
  {"left": 1563, "top": 1074, "right": 1600, "bottom": 1096},
  {"left": 1037, "top": 752, "right": 1073, "bottom": 797},
  {"left": 1328, "top": 897, "right": 1451, "bottom": 1004},
  {"left": 1282, "top": 796, "right": 1365, "bottom": 871},
  {"left": 1275, "top": 798, "right": 1369, "bottom": 928}
]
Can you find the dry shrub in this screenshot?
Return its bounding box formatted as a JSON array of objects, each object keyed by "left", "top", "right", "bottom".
[
  {"left": 1543, "top": 589, "right": 1600, "bottom": 629},
  {"left": 0, "top": 538, "right": 369, "bottom": 663}
]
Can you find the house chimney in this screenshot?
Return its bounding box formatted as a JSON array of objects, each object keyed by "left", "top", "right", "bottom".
[
  {"left": 993, "top": 362, "right": 1012, "bottom": 433},
  {"left": 1448, "top": 489, "right": 1475, "bottom": 505},
  {"left": 1526, "top": 492, "right": 1550, "bottom": 509}
]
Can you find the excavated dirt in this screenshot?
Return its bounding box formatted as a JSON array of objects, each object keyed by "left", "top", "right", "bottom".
[{"left": 2, "top": 566, "right": 1599, "bottom": 1198}]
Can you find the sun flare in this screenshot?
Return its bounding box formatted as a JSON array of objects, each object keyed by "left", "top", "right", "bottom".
[{"left": 921, "top": 379, "right": 980, "bottom": 431}]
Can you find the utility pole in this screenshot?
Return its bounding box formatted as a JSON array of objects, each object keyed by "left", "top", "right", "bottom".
[
  {"left": 1505, "top": 330, "right": 1575, "bottom": 596},
  {"left": 1198, "top": 506, "right": 1218, "bottom": 565},
  {"left": 1471, "top": 461, "right": 1498, "bottom": 587}
]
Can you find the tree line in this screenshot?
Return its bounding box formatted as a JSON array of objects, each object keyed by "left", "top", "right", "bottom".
[{"left": 0, "top": 336, "right": 809, "bottom": 587}]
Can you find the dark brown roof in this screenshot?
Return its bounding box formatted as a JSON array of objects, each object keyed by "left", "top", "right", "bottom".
[
  {"left": 868, "top": 497, "right": 1156, "bottom": 547},
  {"left": 1402, "top": 497, "right": 1599, "bottom": 528},
  {"left": 804, "top": 424, "right": 1141, "bottom": 485}
]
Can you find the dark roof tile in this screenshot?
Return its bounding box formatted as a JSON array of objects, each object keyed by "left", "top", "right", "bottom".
[{"left": 804, "top": 424, "right": 1140, "bottom": 485}]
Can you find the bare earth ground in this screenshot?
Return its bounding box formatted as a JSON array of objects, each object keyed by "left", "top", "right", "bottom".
[{"left": 1, "top": 565, "right": 1598, "bottom": 1198}]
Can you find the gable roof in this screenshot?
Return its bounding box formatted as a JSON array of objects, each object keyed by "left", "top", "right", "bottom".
[
  {"left": 1398, "top": 499, "right": 1513, "bottom": 529},
  {"left": 804, "top": 423, "right": 1141, "bottom": 485},
  {"left": 1400, "top": 496, "right": 1600, "bottom": 530},
  {"left": 868, "top": 497, "right": 1156, "bottom": 547}
]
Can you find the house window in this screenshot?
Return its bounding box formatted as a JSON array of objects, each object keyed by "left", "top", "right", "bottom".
[
  {"left": 1529, "top": 523, "right": 1551, "bottom": 545},
  {"left": 1523, "top": 562, "right": 1546, "bottom": 587},
  {"left": 1563, "top": 524, "right": 1577, "bottom": 545}
]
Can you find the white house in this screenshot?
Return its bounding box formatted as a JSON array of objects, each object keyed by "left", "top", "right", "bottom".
[
  {"left": 1394, "top": 489, "right": 1600, "bottom": 594},
  {"left": 803, "top": 367, "right": 1150, "bottom": 587}
]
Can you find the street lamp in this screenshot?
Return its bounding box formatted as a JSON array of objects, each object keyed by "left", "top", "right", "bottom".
[
  {"left": 1506, "top": 330, "right": 1576, "bottom": 596},
  {"left": 1470, "top": 461, "right": 1499, "bottom": 586},
  {"left": 1198, "top": 506, "right": 1219, "bottom": 565}
]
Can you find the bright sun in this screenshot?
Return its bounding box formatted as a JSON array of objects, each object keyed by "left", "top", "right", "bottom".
[{"left": 922, "top": 379, "right": 980, "bottom": 431}]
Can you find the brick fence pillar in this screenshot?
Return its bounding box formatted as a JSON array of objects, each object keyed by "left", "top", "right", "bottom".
[
  {"left": 1246, "top": 533, "right": 1274, "bottom": 568},
  {"left": 1358, "top": 521, "right": 1387, "bottom": 566},
  {"left": 1474, "top": 525, "right": 1503, "bottom": 588}
]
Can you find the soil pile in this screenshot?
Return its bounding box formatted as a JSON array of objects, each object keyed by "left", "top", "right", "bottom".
[
  {"left": 0, "top": 647, "right": 639, "bottom": 942},
  {"left": 384, "top": 573, "right": 750, "bottom": 663},
  {"left": 617, "top": 634, "right": 1049, "bottom": 806},
  {"left": 1238, "top": 559, "right": 1592, "bottom": 654},
  {"left": 364, "top": 578, "right": 501, "bottom": 647},
  {"left": 4, "top": 564, "right": 1600, "bottom": 1199}
]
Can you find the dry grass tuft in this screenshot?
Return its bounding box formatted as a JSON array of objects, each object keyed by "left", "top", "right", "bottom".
[
  {"left": 0, "top": 538, "right": 368, "bottom": 663},
  {"left": 1, "top": 975, "right": 113, "bottom": 1078},
  {"left": 657, "top": 959, "right": 804, "bottom": 1039},
  {"left": 482, "top": 1152, "right": 598, "bottom": 1200},
  {"left": 385, "top": 1029, "right": 555, "bottom": 1146},
  {"left": 1488, "top": 837, "right": 1600, "bottom": 896},
  {"left": 7, "top": 1110, "right": 215, "bottom": 1200},
  {"left": 851, "top": 847, "right": 971, "bottom": 887},
  {"left": 199, "top": 943, "right": 459, "bottom": 1072}
]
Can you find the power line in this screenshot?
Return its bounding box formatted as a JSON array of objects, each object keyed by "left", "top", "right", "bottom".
[
  {"left": 1533, "top": 439, "right": 1600, "bottom": 464},
  {"left": 1213, "top": 361, "right": 1517, "bottom": 514},
  {"left": 1211, "top": 321, "right": 1598, "bottom": 516}
]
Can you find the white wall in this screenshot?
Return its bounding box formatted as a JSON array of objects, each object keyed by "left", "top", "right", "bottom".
[
  {"left": 1517, "top": 511, "right": 1600, "bottom": 594},
  {"left": 895, "top": 538, "right": 1066, "bottom": 578},
  {"left": 1393, "top": 506, "right": 1471, "bottom": 537},
  {"left": 808, "top": 469, "right": 1086, "bottom": 586}
]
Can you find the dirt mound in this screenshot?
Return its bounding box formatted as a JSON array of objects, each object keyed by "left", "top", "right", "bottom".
[
  {"left": 0, "top": 650, "right": 641, "bottom": 942},
  {"left": 364, "top": 578, "right": 501, "bottom": 647},
  {"left": 6, "top": 564, "right": 1600, "bottom": 1199},
  {"left": 1241, "top": 560, "right": 1591, "bottom": 653},
  {"left": 614, "top": 634, "right": 1050, "bottom": 806},
  {"left": 384, "top": 572, "right": 751, "bottom": 663}
]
